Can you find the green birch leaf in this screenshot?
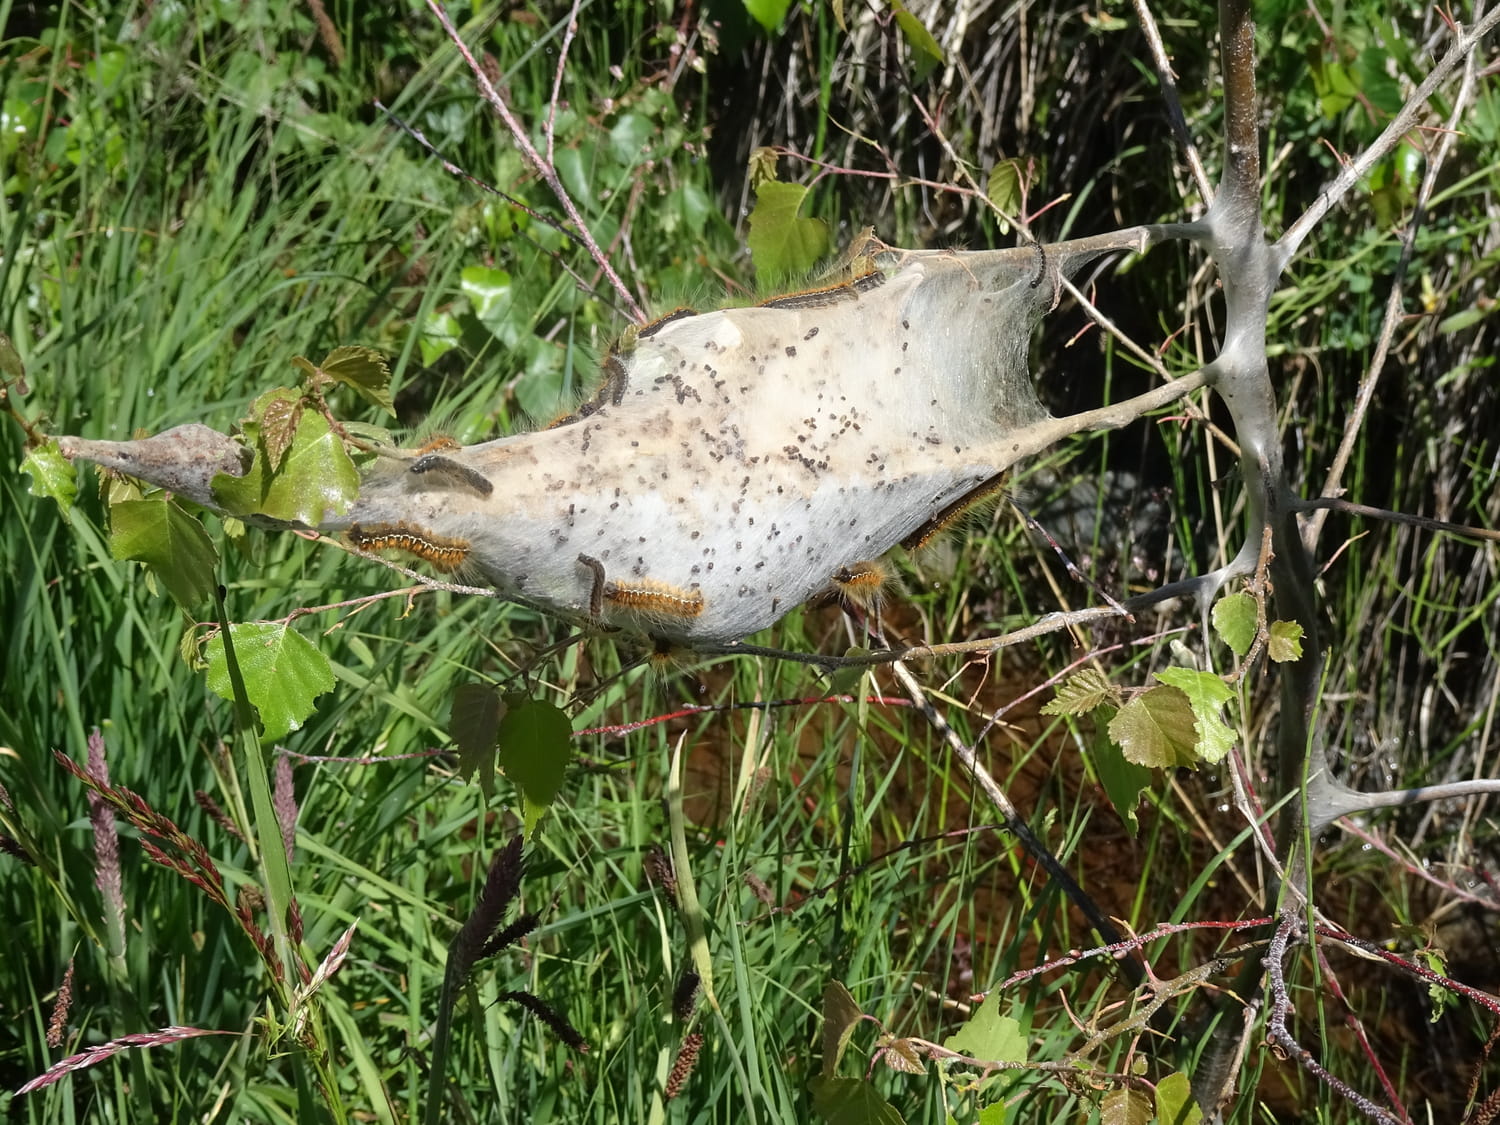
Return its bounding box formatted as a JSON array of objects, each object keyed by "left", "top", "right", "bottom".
[
  {"left": 808, "top": 1077, "right": 907, "bottom": 1125},
  {"left": 942, "top": 990, "right": 1025, "bottom": 1063},
  {"left": 1100, "top": 1088, "right": 1153, "bottom": 1125},
  {"left": 744, "top": 0, "right": 794, "bottom": 32},
  {"left": 876, "top": 1036, "right": 924, "bottom": 1074},
  {"left": 319, "top": 346, "right": 394, "bottom": 417},
  {"left": 1154, "top": 667, "right": 1235, "bottom": 765},
  {"left": 1107, "top": 686, "right": 1199, "bottom": 769},
  {"left": 252, "top": 387, "right": 304, "bottom": 473},
  {"left": 205, "top": 622, "right": 334, "bottom": 740},
  {"left": 212, "top": 408, "right": 357, "bottom": 527},
  {"left": 985, "top": 159, "right": 1023, "bottom": 233},
  {"left": 1154, "top": 1071, "right": 1204, "bottom": 1125},
  {"left": 460, "top": 266, "right": 517, "bottom": 343},
  {"left": 1267, "top": 619, "right": 1305, "bottom": 663},
  {"left": 109, "top": 497, "right": 218, "bottom": 610},
  {"left": 1041, "top": 667, "right": 1121, "bottom": 715},
  {"left": 20, "top": 439, "right": 77, "bottom": 514},
  {"left": 747, "top": 180, "right": 830, "bottom": 283},
  {"left": 1086, "top": 724, "right": 1153, "bottom": 835},
  {"left": 450, "top": 682, "right": 505, "bottom": 800},
  {"left": 497, "top": 694, "right": 574, "bottom": 835},
  {"left": 1211, "top": 591, "right": 1257, "bottom": 656},
  {"left": 821, "top": 981, "right": 863, "bottom": 1077},
  {"left": 891, "top": 3, "right": 944, "bottom": 82}
]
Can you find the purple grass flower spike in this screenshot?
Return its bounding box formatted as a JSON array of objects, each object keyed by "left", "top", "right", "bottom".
[
  {"left": 18, "top": 1025, "right": 237, "bottom": 1095},
  {"left": 86, "top": 729, "right": 126, "bottom": 954},
  {"left": 272, "top": 754, "right": 298, "bottom": 863},
  {"left": 46, "top": 959, "right": 74, "bottom": 1048}
]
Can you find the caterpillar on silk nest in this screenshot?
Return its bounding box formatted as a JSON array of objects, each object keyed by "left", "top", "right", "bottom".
[{"left": 56, "top": 233, "right": 1146, "bottom": 649}]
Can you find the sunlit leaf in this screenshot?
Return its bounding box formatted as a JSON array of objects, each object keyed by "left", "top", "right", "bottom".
[
  {"left": 1155, "top": 1071, "right": 1204, "bottom": 1124},
  {"left": 747, "top": 145, "right": 779, "bottom": 191},
  {"left": 320, "top": 346, "right": 394, "bottom": 417},
  {"left": 747, "top": 180, "right": 830, "bottom": 282},
  {"left": 821, "top": 981, "right": 864, "bottom": 1077},
  {"left": 985, "top": 159, "right": 1023, "bottom": 232},
  {"left": 942, "top": 990, "right": 1025, "bottom": 1063},
  {"left": 460, "top": 266, "right": 516, "bottom": 339},
  {"left": 1100, "top": 1087, "right": 1153, "bottom": 1125},
  {"left": 108, "top": 497, "right": 218, "bottom": 610},
  {"left": 212, "top": 409, "right": 358, "bottom": 527},
  {"left": 497, "top": 694, "right": 574, "bottom": 835},
  {"left": 1268, "top": 619, "right": 1305, "bottom": 663},
  {"left": 1211, "top": 591, "right": 1257, "bottom": 657},
  {"left": 877, "top": 1035, "right": 924, "bottom": 1073},
  {"left": 1041, "top": 667, "right": 1120, "bottom": 716},
  {"left": 1155, "top": 667, "right": 1235, "bottom": 765},
  {"left": 20, "top": 440, "right": 77, "bottom": 514},
  {"left": 743, "top": 0, "right": 794, "bottom": 33},
  {"left": 1417, "top": 947, "right": 1454, "bottom": 1022},
  {"left": 205, "top": 622, "right": 335, "bottom": 740},
  {"left": 1108, "top": 686, "right": 1199, "bottom": 769}
]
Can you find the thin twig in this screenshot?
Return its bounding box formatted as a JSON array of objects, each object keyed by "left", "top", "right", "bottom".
[
  {"left": 545, "top": 0, "right": 584, "bottom": 169},
  {"left": 888, "top": 658, "right": 1149, "bottom": 989},
  {"left": 425, "top": 0, "right": 646, "bottom": 324},
  {"left": 1264, "top": 913, "right": 1405, "bottom": 1125},
  {"left": 1129, "top": 0, "right": 1215, "bottom": 207}
]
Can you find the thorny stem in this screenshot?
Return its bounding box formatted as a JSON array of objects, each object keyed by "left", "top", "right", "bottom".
[
  {"left": 1188, "top": 1, "right": 1500, "bottom": 1115},
  {"left": 1263, "top": 916, "right": 1405, "bottom": 1125}
]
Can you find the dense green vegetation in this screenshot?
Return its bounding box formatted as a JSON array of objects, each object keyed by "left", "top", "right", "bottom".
[{"left": 3, "top": 1, "right": 1498, "bottom": 1122}]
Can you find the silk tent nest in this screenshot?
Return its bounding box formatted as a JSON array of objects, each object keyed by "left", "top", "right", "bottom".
[{"left": 58, "top": 231, "right": 1168, "bottom": 648}]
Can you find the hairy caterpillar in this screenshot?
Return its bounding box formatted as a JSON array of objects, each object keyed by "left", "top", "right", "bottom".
[
  {"left": 347, "top": 522, "right": 470, "bottom": 573},
  {"left": 602, "top": 579, "right": 706, "bottom": 620}
]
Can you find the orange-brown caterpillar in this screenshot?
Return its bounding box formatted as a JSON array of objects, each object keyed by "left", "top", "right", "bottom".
[
  {"left": 901, "top": 472, "right": 1010, "bottom": 552},
  {"left": 809, "top": 557, "right": 896, "bottom": 612},
  {"left": 603, "top": 578, "right": 705, "bottom": 619},
  {"left": 347, "top": 522, "right": 470, "bottom": 573},
  {"left": 415, "top": 434, "right": 461, "bottom": 455}
]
